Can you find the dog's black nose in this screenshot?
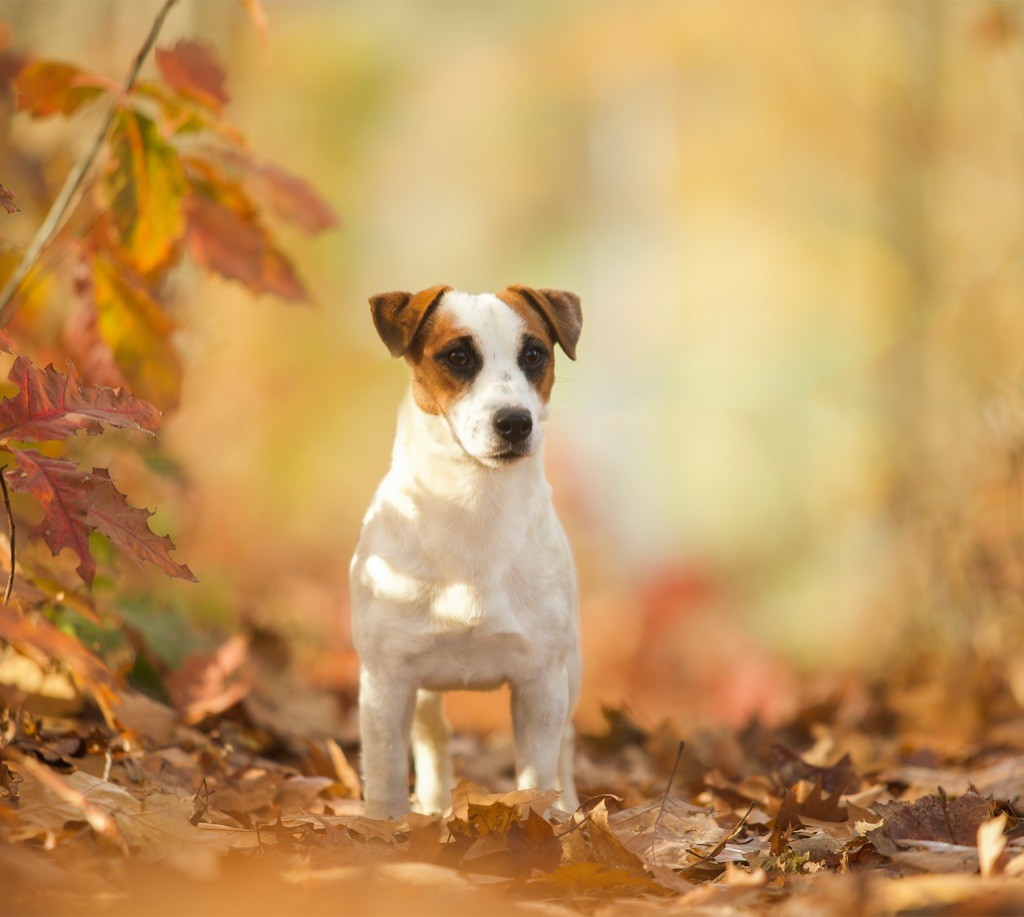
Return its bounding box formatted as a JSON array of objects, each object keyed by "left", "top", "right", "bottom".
[{"left": 493, "top": 408, "right": 533, "bottom": 444}]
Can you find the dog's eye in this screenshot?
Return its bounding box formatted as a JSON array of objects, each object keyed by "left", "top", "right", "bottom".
[
  {"left": 443, "top": 347, "right": 473, "bottom": 370},
  {"left": 520, "top": 346, "right": 546, "bottom": 369}
]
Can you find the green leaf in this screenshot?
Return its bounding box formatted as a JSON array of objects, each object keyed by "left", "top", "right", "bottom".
[{"left": 104, "top": 108, "right": 186, "bottom": 273}]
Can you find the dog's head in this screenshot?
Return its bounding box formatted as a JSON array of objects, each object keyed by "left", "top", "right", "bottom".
[{"left": 369, "top": 285, "right": 582, "bottom": 467}]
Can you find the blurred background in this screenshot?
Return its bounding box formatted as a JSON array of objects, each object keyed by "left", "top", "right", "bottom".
[{"left": 4, "top": 0, "right": 1024, "bottom": 736}]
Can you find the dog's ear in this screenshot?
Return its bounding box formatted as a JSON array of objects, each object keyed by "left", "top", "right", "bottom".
[
  {"left": 369, "top": 285, "right": 452, "bottom": 358},
  {"left": 504, "top": 285, "right": 582, "bottom": 360}
]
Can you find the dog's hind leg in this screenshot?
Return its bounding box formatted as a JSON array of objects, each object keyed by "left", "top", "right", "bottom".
[{"left": 411, "top": 689, "right": 453, "bottom": 814}]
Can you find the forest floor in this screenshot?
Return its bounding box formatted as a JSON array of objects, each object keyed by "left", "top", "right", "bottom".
[{"left": 2, "top": 641, "right": 1024, "bottom": 916}]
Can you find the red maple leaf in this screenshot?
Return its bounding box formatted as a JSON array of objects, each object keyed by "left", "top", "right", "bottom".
[
  {"left": 155, "top": 40, "right": 229, "bottom": 112},
  {"left": 185, "top": 192, "right": 307, "bottom": 302},
  {"left": 5, "top": 450, "right": 195, "bottom": 587},
  {"left": 0, "top": 354, "right": 161, "bottom": 443}
]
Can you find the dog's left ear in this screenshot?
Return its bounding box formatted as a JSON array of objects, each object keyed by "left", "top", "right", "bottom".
[
  {"left": 369, "top": 285, "right": 452, "bottom": 357},
  {"left": 504, "top": 285, "right": 583, "bottom": 360}
]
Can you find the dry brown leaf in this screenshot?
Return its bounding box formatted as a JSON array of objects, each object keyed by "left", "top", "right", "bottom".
[
  {"left": 978, "top": 813, "right": 1008, "bottom": 878},
  {"left": 587, "top": 799, "right": 646, "bottom": 873}
]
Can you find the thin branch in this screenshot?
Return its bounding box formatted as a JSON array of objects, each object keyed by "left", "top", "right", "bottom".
[
  {"left": 0, "top": 0, "right": 180, "bottom": 327},
  {"left": 0, "top": 469, "right": 14, "bottom": 606}
]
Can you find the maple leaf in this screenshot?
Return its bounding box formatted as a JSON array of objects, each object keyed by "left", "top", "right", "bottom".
[
  {"left": 155, "top": 40, "right": 229, "bottom": 112},
  {"left": 0, "top": 353, "right": 161, "bottom": 443},
  {"left": 104, "top": 107, "right": 187, "bottom": 273},
  {"left": 5, "top": 450, "right": 194, "bottom": 586},
  {"left": 0, "top": 182, "right": 18, "bottom": 214},
  {"left": 185, "top": 192, "right": 307, "bottom": 302},
  {"left": 14, "top": 60, "right": 108, "bottom": 118}
]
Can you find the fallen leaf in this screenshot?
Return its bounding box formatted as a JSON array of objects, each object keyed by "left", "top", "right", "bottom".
[
  {"left": 6, "top": 749, "right": 125, "bottom": 850},
  {"left": 166, "top": 635, "right": 249, "bottom": 724},
  {"left": 587, "top": 799, "right": 646, "bottom": 872},
  {"left": 876, "top": 791, "right": 993, "bottom": 848},
  {"left": 978, "top": 813, "right": 1008, "bottom": 878}
]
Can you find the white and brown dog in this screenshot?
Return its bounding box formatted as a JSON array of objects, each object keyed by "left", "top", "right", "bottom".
[{"left": 350, "top": 284, "right": 582, "bottom": 820}]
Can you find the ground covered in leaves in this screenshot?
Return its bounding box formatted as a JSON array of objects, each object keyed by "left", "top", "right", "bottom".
[{"left": 2, "top": 651, "right": 1024, "bottom": 916}]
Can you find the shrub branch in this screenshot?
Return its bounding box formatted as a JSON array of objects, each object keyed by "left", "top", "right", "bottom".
[{"left": 0, "top": 0, "right": 180, "bottom": 327}]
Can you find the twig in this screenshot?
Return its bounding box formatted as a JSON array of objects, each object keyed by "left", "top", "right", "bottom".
[
  {"left": 0, "top": 0, "right": 180, "bottom": 327},
  {"left": 649, "top": 739, "right": 685, "bottom": 865},
  {"left": 0, "top": 469, "right": 14, "bottom": 606},
  {"left": 685, "top": 801, "right": 756, "bottom": 867}
]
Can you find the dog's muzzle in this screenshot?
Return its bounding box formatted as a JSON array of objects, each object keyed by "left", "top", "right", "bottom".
[{"left": 493, "top": 407, "right": 533, "bottom": 446}]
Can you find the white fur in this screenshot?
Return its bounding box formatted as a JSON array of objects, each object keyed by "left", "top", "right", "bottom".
[{"left": 350, "top": 291, "right": 581, "bottom": 820}]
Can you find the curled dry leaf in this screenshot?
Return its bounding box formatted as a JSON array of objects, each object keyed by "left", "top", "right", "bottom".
[{"left": 978, "top": 813, "right": 1008, "bottom": 878}]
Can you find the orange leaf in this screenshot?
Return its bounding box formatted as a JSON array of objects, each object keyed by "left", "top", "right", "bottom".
[
  {"left": 15, "top": 60, "right": 107, "bottom": 119},
  {"left": 155, "top": 40, "right": 229, "bottom": 112},
  {"left": 0, "top": 602, "right": 118, "bottom": 721}
]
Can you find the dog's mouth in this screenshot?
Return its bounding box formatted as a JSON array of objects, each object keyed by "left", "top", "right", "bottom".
[{"left": 490, "top": 448, "right": 530, "bottom": 463}]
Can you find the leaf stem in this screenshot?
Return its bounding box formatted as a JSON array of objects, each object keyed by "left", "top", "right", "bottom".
[
  {"left": 0, "top": 0, "right": 180, "bottom": 327},
  {"left": 649, "top": 739, "right": 686, "bottom": 865},
  {"left": 1, "top": 469, "right": 14, "bottom": 605}
]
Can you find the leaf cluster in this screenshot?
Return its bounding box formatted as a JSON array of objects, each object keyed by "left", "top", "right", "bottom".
[
  {"left": 13, "top": 37, "right": 337, "bottom": 410},
  {"left": 0, "top": 7, "right": 337, "bottom": 722}
]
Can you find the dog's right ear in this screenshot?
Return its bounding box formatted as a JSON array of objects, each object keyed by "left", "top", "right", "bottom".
[{"left": 369, "top": 285, "right": 452, "bottom": 358}]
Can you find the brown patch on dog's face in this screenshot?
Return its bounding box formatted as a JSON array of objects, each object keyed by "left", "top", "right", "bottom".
[
  {"left": 403, "top": 308, "right": 478, "bottom": 416},
  {"left": 496, "top": 290, "right": 557, "bottom": 403}
]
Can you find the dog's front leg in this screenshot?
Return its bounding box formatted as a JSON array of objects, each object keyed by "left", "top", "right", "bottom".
[
  {"left": 359, "top": 667, "right": 415, "bottom": 819},
  {"left": 510, "top": 671, "right": 569, "bottom": 797}
]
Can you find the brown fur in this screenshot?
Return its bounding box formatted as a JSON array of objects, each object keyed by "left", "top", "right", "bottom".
[
  {"left": 502, "top": 286, "right": 582, "bottom": 361},
  {"left": 496, "top": 291, "right": 558, "bottom": 403},
  {"left": 369, "top": 285, "right": 451, "bottom": 358},
  {"left": 404, "top": 308, "right": 475, "bottom": 416}
]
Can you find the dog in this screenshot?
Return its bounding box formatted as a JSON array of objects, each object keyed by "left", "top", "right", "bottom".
[{"left": 350, "top": 284, "right": 583, "bottom": 820}]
